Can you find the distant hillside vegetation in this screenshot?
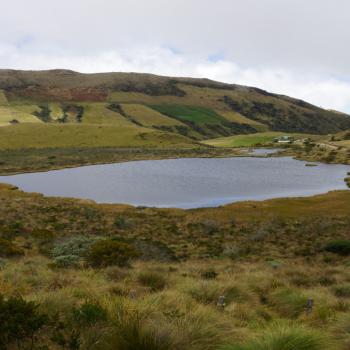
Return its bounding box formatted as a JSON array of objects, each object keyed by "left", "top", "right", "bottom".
[{"left": 0, "top": 69, "right": 349, "bottom": 139}]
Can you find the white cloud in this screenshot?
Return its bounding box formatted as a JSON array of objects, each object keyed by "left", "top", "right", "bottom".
[{"left": 1, "top": 44, "right": 349, "bottom": 114}]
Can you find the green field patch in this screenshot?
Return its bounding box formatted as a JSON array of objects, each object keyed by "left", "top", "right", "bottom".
[
  {"left": 148, "top": 104, "right": 226, "bottom": 125},
  {"left": 121, "top": 104, "right": 185, "bottom": 127},
  {"left": 203, "top": 132, "right": 316, "bottom": 148}
]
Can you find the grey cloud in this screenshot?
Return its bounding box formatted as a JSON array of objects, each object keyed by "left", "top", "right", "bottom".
[{"left": 1, "top": 0, "right": 350, "bottom": 112}]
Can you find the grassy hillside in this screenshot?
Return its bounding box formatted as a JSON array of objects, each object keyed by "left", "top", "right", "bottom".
[
  {"left": 0, "top": 69, "right": 349, "bottom": 141},
  {"left": 0, "top": 123, "right": 194, "bottom": 149}
]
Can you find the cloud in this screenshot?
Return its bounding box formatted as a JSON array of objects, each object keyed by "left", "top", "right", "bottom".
[
  {"left": 1, "top": 43, "right": 349, "bottom": 113},
  {"left": 0, "top": 0, "right": 350, "bottom": 113}
]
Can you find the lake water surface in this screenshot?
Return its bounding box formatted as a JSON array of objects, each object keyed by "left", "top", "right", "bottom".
[{"left": 1, "top": 156, "right": 349, "bottom": 208}]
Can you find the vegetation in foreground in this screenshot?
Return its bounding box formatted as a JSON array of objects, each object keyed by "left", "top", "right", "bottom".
[{"left": 0, "top": 184, "right": 350, "bottom": 349}]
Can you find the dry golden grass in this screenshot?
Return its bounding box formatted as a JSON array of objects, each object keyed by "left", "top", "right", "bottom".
[
  {"left": 0, "top": 105, "right": 42, "bottom": 126},
  {"left": 0, "top": 184, "right": 350, "bottom": 348}
]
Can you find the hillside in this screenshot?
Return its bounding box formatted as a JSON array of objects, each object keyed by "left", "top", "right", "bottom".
[{"left": 0, "top": 69, "right": 349, "bottom": 142}]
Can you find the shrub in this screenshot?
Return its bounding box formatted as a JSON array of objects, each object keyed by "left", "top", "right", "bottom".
[
  {"left": 51, "top": 235, "right": 101, "bottom": 258},
  {"left": 0, "top": 295, "right": 47, "bottom": 349},
  {"left": 324, "top": 240, "right": 350, "bottom": 256},
  {"left": 86, "top": 240, "right": 139, "bottom": 267},
  {"left": 31, "top": 228, "right": 55, "bottom": 240},
  {"left": 221, "top": 322, "right": 330, "bottom": 350},
  {"left": 0, "top": 238, "right": 24, "bottom": 257},
  {"left": 334, "top": 285, "right": 350, "bottom": 298},
  {"left": 200, "top": 269, "right": 218, "bottom": 280},
  {"left": 73, "top": 302, "right": 107, "bottom": 326},
  {"left": 114, "top": 216, "right": 132, "bottom": 229},
  {"left": 137, "top": 271, "right": 167, "bottom": 292},
  {"left": 51, "top": 254, "right": 80, "bottom": 268}
]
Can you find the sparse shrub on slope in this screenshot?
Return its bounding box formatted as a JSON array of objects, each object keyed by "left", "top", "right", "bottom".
[
  {"left": 73, "top": 301, "right": 107, "bottom": 326},
  {"left": 0, "top": 295, "right": 47, "bottom": 349},
  {"left": 0, "top": 238, "right": 24, "bottom": 257},
  {"left": 51, "top": 235, "right": 101, "bottom": 268},
  {"left": 221, "top": 322, "right": 331, "bottom": 350},
  {"left": 86, "top": 239, "right": 139, "bottom": 267},
  {"left": 324, "top": 240, "right": 350, "bottom": 256}
]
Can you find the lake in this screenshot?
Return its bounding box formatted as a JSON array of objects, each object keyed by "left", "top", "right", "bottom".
[{"left": 0, "top": 156, "right": 349, "bottom": 209}]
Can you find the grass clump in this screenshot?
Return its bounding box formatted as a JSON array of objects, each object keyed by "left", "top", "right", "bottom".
[
  {"left": 138, "top": 270, "right": 168, "bottom": 292},
  {"left": 221, "top": 322, "right": 331, "bottom": 350},
  {"left": 269, "top": 288, "right": 308, "bottom": 318},
  {"left": 101, "top": 302, "right": 174, "bottom": 350},
  {"left": 73, "top": 301, "right": 107, "bottom": 326},
  {"left": 86, "top": 239, "right": 139, "bottom": 267},
  {"left": 324, "top": 240, "right": 350, "bottom": 256}
]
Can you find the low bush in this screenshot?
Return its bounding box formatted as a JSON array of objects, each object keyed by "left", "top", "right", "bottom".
[
  {"left": 51, "top": 235, "right": 101, "bottom": 258},
  {"left": 137, "top": 270, "right": 167, "bottom": 292},
  {"left": 200, "top": 269, "right": 218, "bottom": 280},
  {"left": 0, "top": 295, "right": 47, "bottom": 349},
  {"left": 324, "top": 240, "right": 350, "bottom": 256},
  {"left": 0, "top": 238, "right": 24, "bottom": 257},
  {"left": 51, "top": 254, "right": 80, "bottom": 268},
  {"left": 86, "top": 240, "right": 139, "bottom": 267},
  {"left": 73, "top": 301, "right": 107, "bottom": 326}
]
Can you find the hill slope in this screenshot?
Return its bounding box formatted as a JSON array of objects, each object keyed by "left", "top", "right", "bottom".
[{"left": 0, "top": 69, "right": 350, "bottom": 140}]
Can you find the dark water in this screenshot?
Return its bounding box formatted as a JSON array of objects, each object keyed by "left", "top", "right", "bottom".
[{"left": 1, "top": 157, "right": 349, "bottom": 208}]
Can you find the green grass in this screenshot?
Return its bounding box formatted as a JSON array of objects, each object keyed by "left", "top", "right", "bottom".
[
  {"left": 148, "top": 105, "right": 226, "bottom": 125},
  {"left": 0, "top": 123, "right": 194, "bottom": 149},
  {"left": 222, "top": 322, "right": 331, "bottom": 350},
  {"left": 203, "top": 132, "right": 316, "bottom": 148}
]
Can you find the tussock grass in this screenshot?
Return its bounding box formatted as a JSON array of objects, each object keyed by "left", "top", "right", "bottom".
[{"left": 221, "top": 321, "right": 332, "bottom": 350}]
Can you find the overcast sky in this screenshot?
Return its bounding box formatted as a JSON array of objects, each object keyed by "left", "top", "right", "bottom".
[{"left": 1, "top": 0, "right": 350, "bottom": 112}]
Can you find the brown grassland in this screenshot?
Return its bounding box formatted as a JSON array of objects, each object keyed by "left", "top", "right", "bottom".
[{"left": 0, "top": 183, "right": 350, "bottom": 349}]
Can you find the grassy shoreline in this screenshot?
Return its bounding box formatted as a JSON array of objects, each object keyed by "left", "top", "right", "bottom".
[{"left": 0, "top": 146, "right": 243, "bottom": 175}]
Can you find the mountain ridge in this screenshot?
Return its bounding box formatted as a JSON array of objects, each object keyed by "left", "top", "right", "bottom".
[{"left": 0, "top": 69, "right": 349, "bottom": 137}]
